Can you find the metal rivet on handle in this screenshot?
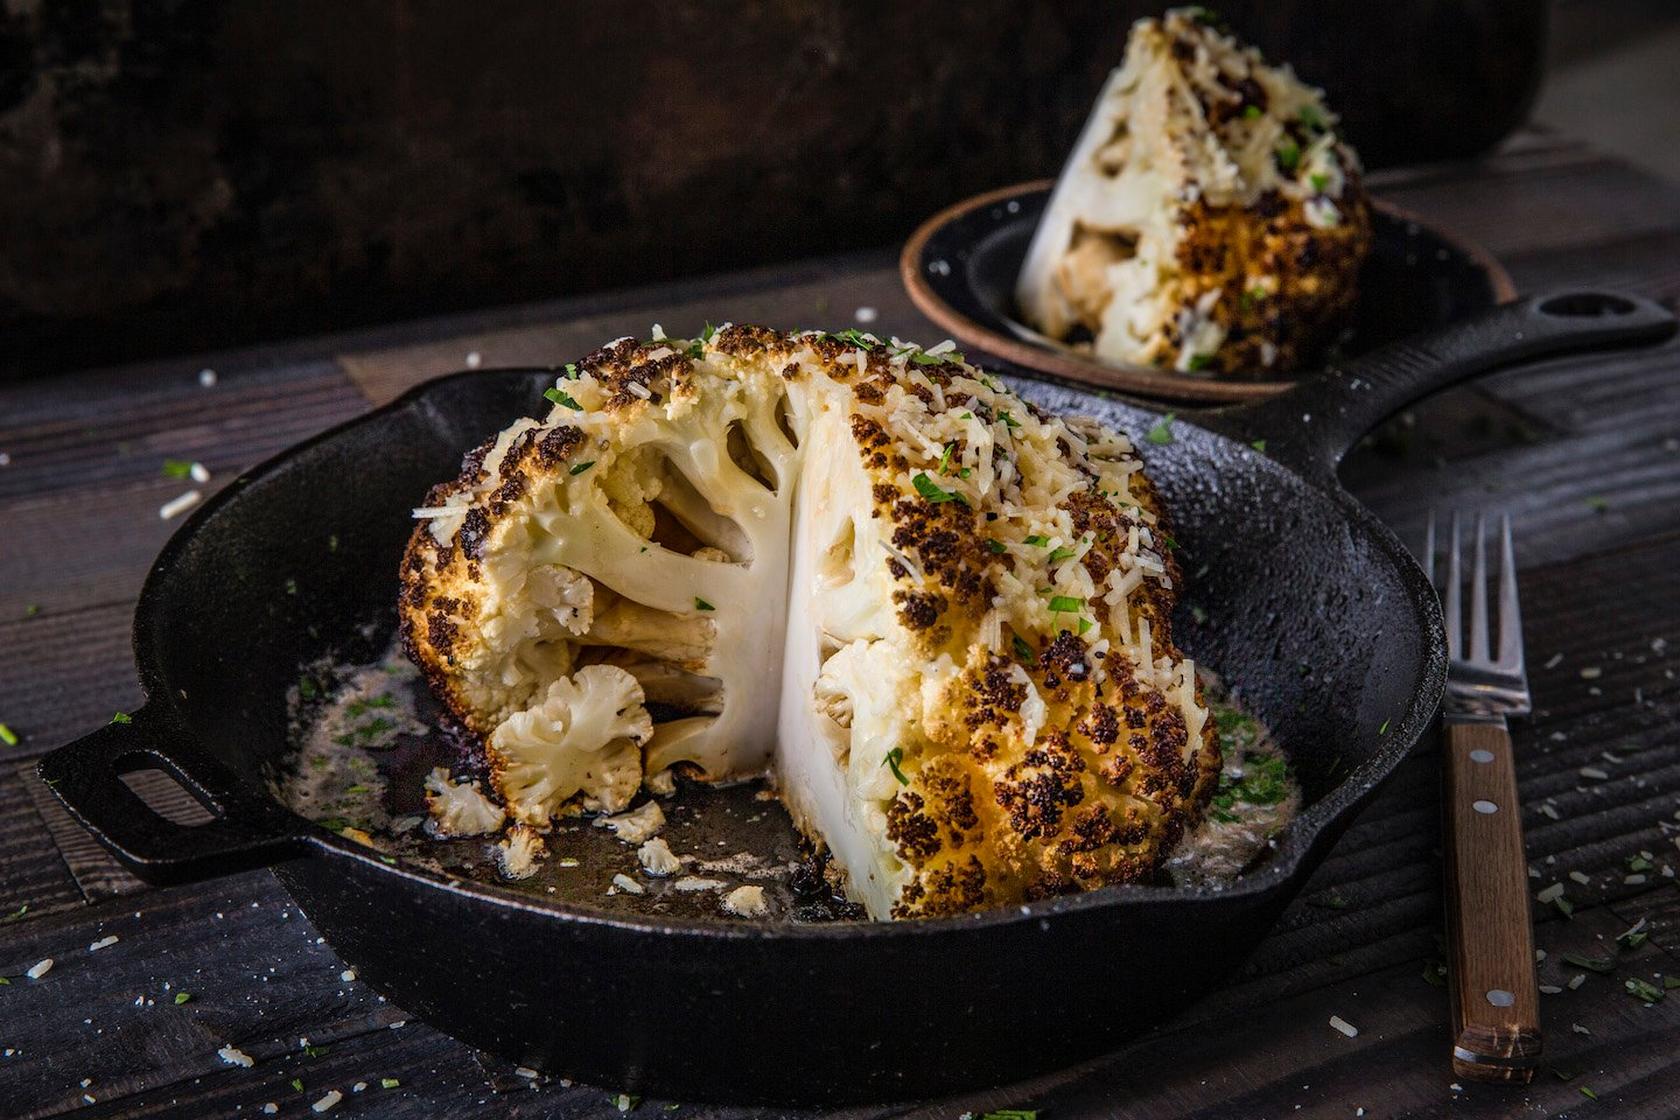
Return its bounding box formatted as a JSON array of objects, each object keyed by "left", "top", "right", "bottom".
[
  {"left": 1469, "top": 749, "right": 1495, "bottom": 763},
  {"left": 1473, "top": 800, "right": 1498, "bottom": 814},
  {"left": 1486, "top": 989, "right": 1515, "bottom": 1007}
]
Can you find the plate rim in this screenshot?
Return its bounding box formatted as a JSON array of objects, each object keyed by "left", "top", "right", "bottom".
[{"left": 900, "top": 179, "right": 1518, "bottom": 403}]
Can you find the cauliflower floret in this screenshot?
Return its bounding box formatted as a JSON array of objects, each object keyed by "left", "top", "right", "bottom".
[
  {"left": 1017, "top": 7, "right": 1370, "bottom": 375},
  {"left": 489, "top": 665, "right": 653, "bottom": 821},
  {"left": 403, "top": 325, "right": 1218, "bottom": 919},
  {"left": 492, "top": 823, "right": 546, "bottom": 880},
  {"left": 594, "top": 799, "right": 666, "bottom": 844},
  {"left": 721, "top": 885, "right": 769, "bottom": 918},
  {"left": 423, "top": 768, "right": 506, "bottom": 838},
  {"left": 637, "top": 837, "right": 683, "bottom": 877}
]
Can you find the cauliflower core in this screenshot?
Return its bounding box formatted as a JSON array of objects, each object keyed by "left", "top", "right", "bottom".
[
  {"left": 401, "top": 326, "right": 1218, "bottom": 918},
  {"left": 1016, "top": 7, "right": 1371, "bottom": 376}
]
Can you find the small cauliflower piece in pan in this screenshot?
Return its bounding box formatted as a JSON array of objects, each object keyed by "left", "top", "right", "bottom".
[
  {"left": 401, "top": 327, "right": 1218, "bottom": 918},
  {"left": 1017, "top": 7, "right": 1372, "bottom": 376}
]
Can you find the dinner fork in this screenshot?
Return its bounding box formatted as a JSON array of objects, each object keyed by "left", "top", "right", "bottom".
[{"left": 1424, "top": 511, "right": 1541, "bottom": 1082}]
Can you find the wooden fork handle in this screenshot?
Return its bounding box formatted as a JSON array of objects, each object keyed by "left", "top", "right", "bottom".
[{"left": 1442, "top": 719, "right": 1542, "bottom": 1082}]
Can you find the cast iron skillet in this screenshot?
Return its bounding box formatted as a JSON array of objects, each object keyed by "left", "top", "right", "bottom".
[{"left": 39, "top": 291, "right": 1675, "bottom": 1106}]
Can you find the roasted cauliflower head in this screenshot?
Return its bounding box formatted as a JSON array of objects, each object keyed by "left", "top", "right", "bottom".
[
  {"left": 401, "top": 325, "right": 1218, "bottom": 918},
  {"left": 1017, "top": 6, "right": 1372, "bottom": 377}
]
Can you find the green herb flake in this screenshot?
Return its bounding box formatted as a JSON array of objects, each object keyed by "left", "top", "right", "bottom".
[
  {"left": 980, "top": 1110, "right": 1040, "bottom": 1120},
  {"left": 1191, "top": 604, "right": 1208, "bottom": 625},
  {"left": 4, "top": 904, "right": 28, "bottom": 923},
  {"left": 1077, "top": 617, "right": 1094, "bottom": 636},
  {"left": 1310, "top": 172, "right": 1330, "bottom": 194},
  {"left": 174, "top": 991, "right": 193, "bottom": 1005},
  {"left": 1580, "top": 1087, "right": 1599, "bottom": 1101},
  {"left": 1422, "top": 960, "right": 1447, "bottom": 987},
  {"left": 1299, "top": 104, "right": 1326, "bottom": 131},
  {"left": 284, "top": 578, "right": 298, "bottom": 596},
  {"left": 1250, "top": 439, "right": 1268, "bottom": 452},
  {"left": 0, "top": 723, "right": 17, "bottom": 747},
  {"left": 937, "top": 443, "right": 957, "bottom": 475},
  {"left": 327, "top": 534, "right": 339, "bottom": 553},
  {"left": 1626, "top": 977, "right": 1665, "bottom": 1004},
  {"left": 1586, "top": 495, "right": 1610, "bottom": 514},
  {"left": 345, "top": 784, "right": 369, "bottom": 796},
  {"left": 694, "top": 597, "right": 715, "bottom": 612},
  {"left": 562, "top": 362, "right": 580, "bottom": 379},
  {"left": 1023, "top": 534, "right": 1050, "bottom": 547},
  {"left": 1048, "top": 595, "right": 1083, "bottom": 614},
  {"left": 1011, "top": 633, "right": 1036, "bottom": 665},
  {"left": 381, "top": 1078, "right": 401, "bottom": 1089},
  {"left": 882, "top": 747, "right": 910, "bottom": 786},
  {"left": 24, "top": 603, "right": 40, "bottom": 617},
  {"left": 1559, "top": 953, "right": 1610, "bottom": 975},
  {"left": 985, "top": 539, "right": 1007, "bottom": 554},
  {"left": 1242, "top": 104, "right": 1262, "bottom": 120},
  {"left": 1627, "top": 854, "right": 1654, "bottom": 873},
  {"left": 1276, "top": 140, "right": 1301, "bottom": 175},
  {"left": 1145, "top": 413, "right": 1177, "bottom": 445},
  {"left": 291, "top": 1079, "right": 304, "bottom": 1093},
  {"left": 544, "top": 386, "right": 581, "bottom": 410},
  {"left": 700, "top": 322, "right": 716, "bottom": 343},
  {"left": 304, "top": 1044, "right": 328, "bottom": 1058},
  {"left": 161, "top": 458, "right": 195, "bottom": 480},
  {"left": 569, "top": 460, "right": 596, "bottom": 476},
  {"left": 831, "top": 328, "right": 877, "bottom": 350},
  {"left": 1377, "top": 718, "right": 1389, "bottom": 736},
  {"left": 1554, "top": 894, "right": 1576, "bottom": 918},
  {"left": 1665, "top": 976, "right": 1680, "bottom": 990},
  {"left": 1186, "top": 353, "right": 1214, "bottom": 372},
  {"left": 1047, "top": 546, "right": 1077, "bottom": 565},
  {"left": 998, "top": 410, "right": 1021, "bottom": 429},
  {"left": 1620, "top": 930, "right": 1649, "bottom": 951},
  {"left": 379, "top": 855, "right": 397, "bottom": 865},
  {"left": 912, "top": 472, "right": 966, "bottom": 506}
]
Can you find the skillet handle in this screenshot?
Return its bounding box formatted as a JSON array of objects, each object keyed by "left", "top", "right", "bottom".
[
  {"left": 1208, "top": 291, "right": 1676, "bottom": 482},
  {"left": 36, "top": 706, "right": 309, "bottom": 886}
]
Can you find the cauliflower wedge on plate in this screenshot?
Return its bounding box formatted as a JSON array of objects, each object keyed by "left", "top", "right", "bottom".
[
  {"left": 1016, "top": 7, "right": 1372, "bottom": 376},
  {"left": 400, "top": 326, "right": 1218, "bottom": 918}
]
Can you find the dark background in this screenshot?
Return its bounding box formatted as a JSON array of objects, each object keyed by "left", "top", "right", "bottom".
[{"left": 0, "top": 1, "right": 1555, "bottom": 379}]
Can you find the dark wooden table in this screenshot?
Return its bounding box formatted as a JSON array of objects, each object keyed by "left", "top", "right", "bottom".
[{"left": 3, "top": 130, "right": 1679, "bottom": 1119}]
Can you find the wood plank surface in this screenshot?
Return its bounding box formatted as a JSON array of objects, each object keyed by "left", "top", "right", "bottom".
[{"left": 1, "top": 131, "right": 1678, "bottom": 1118}]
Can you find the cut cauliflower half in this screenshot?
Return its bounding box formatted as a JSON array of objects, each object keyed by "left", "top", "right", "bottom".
[
  {"left": 1016, "top": 7, "right": 1372, "bottom": 376},
  {"left": 402, "top": 325, "right": 1218, "bottom": 918}
]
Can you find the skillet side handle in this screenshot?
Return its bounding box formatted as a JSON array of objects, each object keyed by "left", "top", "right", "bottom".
[
  {"left": 36, "top": 707, "right": 308, "bottom": 886},
  {"left": 1210, "top": 291, "right": 1676, "bottom": 481}
]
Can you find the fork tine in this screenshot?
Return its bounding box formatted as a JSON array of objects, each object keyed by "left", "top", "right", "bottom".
[
  {"left": 1445, "top": 512, "right": 1462, "bottom": 660},
  {"left": 1498, "top": 513, "right": 1524, "bottom": 670},
  {"left": 1470, "top": 512, "right": 1490, "bottom": 663},
  {"left": 1423, "top": 510, "right": 1436, "bottom": 588}
]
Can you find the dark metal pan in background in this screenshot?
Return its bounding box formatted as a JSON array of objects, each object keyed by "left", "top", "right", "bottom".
[{"left": 38, "top": 291, "right": 1675, "bottom": 1106}]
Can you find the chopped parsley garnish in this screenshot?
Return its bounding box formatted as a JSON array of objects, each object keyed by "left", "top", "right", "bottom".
[
  {"left": 1619, "top": 928, "right": 1649, "bottom": 950},
  {"left": 285, "top": 577, "right": 298, "bottom": 596},
  {"left": 1587, "top": 495, "right": 1609, "bottom": 513},
  {"left": 0, "top": 723, "right": 17, "bottom": 747},
  {"left": 1627, "top": 854, "right": 1654, "bottom": 873},
  {"left": 3, "top": 904, "right": 28, "bottom": 923},
  {"left": 1077, "top": 617, "right": 1094, "bottom": 636},
  {"left": 1209, "top": 750, "right": 1291, "bottom": 822},
  {"left": 1023, "top": 534, "right": 1050, "bottom": 547},
  {"left": 1011, "top": 633, "right": 1036, "bottom": 665},
  {"left": 327, "top": 534, "right": 339, "bottom": 553},
  {"left": 1186, "top": 353, "right": 1214, "bottom": 372},
  {"left": 1048, "top": 595, "right": 1083, "bottom": 614},
  {"left": 544, "top": 386, "right": 581, "bottom": 410},
  {"left": 110, "top": 711, "right": 132, "bottom": 724},
  {"left": 1145, "top": 413, "right": 1176, "bottom": 445},
  {"left": 694, "top": 597, "right": 715, "bottom": 612},
  {"left": 700, "top": 322, "right": 716, "bottom": 343},
  {"left": 1191, "top": 604, "right": 1208, "bottom": 625},
  {"left": 937, "top": 443, "right": 956, "bottom": 474},
  {"left": 882, "top": 747, "right": 909, "bottom": 786},
  {"left": 1047, "top": 546, "right": 1077, "bottom": 565},
  {"left": 998, "top": 410, "right": 1021, "bottom": 429},
  {"left": 291, "top": 1079, "right": 304, "bottom": 1093},
  {"left": 1298, "top": 104, "right": 1326, "bottom": 132},
  {"left": 1160, "top": 534, "right": 1179, "bottom": 552},
  {"left": 346, "top": 784, "right": 369, "bottom": 796},
  {"left": 174, "top": 991, "right": 192, "bottom": 1005},
  {"left": 162, "top": 458, "right": 195, "bottom": 479},
  {"left": 1310, "top": 172, "right": 1330, "bottom": 194},
  {"left": 1626, "top": 977, "right": 1665, "bottom": 1004},
  {"left": 562, "top": 362, "right": 579, "bottom": 379},
  {"left": 1377, "top": 718, "right": 1390, "bottom": 736},
  {"left": 23, "top": 603, "right": 39, "bottom": 617},
  {"left": 1276, "top": 140, "right": 1301, "bottom": 175},
  {"left": 985, "top": 539, "right": 1007, "bottom": 554},
  {"left": 1579, "top": 1087, "right": 1599, "bottom": 1101},
  {"left": 912, "top": 472, "right": 966, "bottom": 506},
  {"left": 381, "top": 1078, "right": 401, "bottom": 1089},
  {"left": 910, "top": 349, "right": 963, "bottom": 366},
  {"left": 830, "top": 327, "right": 877, "bottom": 350},
  {"left": 1242, "top": 104, "right": 1262, "bottom": 120},
  {"left": 569, "top": 460, "right": 596, "bottom": 476},
  {"left": 1250, "top": 439, "right": 1268, "bottom": 452},
  {"left": 980, "top": 1109, "right": 1040, "bottom": 1120}
]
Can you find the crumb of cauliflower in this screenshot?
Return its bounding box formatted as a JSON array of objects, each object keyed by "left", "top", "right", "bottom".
[
  {"left": 423, "top": 768, "right": 506, "bottom": 838},
  {"left": 490, "top": 665, "right": 653, "bottom": 821},
  {"left": 721, "top": 885, "right": 768, "bottom": 918},
  {"left": 595, "top": 800, "right": 666, "bottom": 844},
  {"left": 492, "top": 823, "right": 546, "bottom": 880},
  {"left": 636, "top": 836, "right": 683, "bottom": 877}
]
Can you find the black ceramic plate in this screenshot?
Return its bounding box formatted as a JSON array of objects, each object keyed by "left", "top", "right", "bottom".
[{"left": 902, "top": 181, "right": 1517, "bottom": 403}]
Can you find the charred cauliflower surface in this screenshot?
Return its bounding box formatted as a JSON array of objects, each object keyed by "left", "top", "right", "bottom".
[
  {"left": 401, "top": 326, "right": 1217, "bottom": 919},
  {"left": 1017, "top": 7, "right": 1372, "bottom": 377}
]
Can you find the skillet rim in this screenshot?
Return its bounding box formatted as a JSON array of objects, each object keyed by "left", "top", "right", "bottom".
[{"left": 126, "top": 362, "right": 1446, "bottom": 941}]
